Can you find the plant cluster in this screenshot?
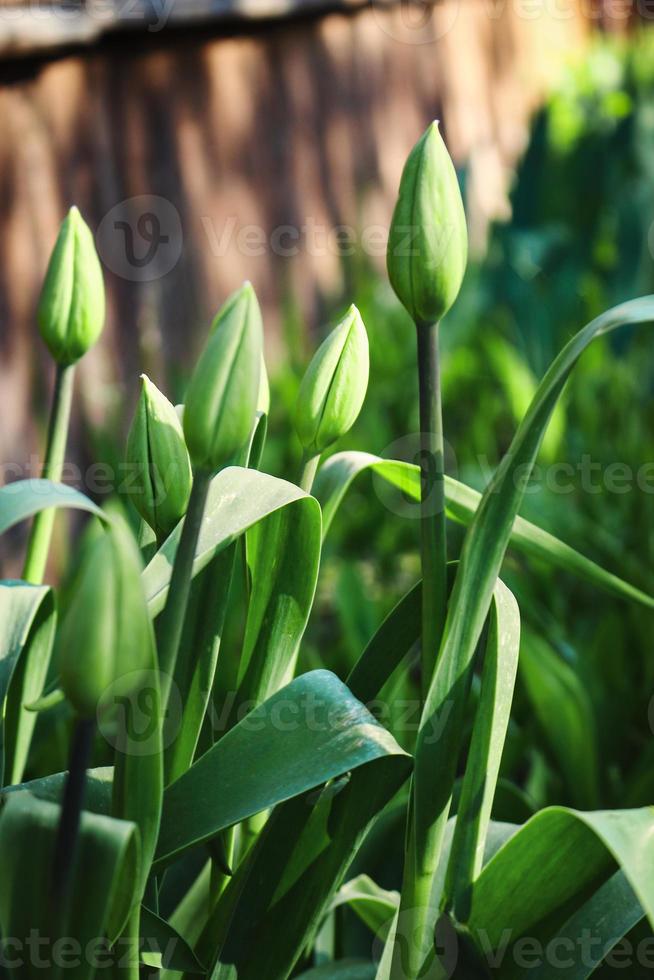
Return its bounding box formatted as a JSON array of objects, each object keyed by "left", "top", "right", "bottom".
[{"left": 0, "top": 121, "right": 653, "bottom": 980}]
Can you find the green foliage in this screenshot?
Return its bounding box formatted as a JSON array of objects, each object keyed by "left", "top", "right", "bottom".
[{"left": 2, "top": 47, "right": 654, "bottom": 979}]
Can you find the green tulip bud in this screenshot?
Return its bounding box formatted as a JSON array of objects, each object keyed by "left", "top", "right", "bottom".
[
  {"left": 387, "top": 121, "right": 468, "bottom": 325},
  {"left": 294, "top": 304, "right": 369, "bottom": 456},
  {"left": 184, "top": 282, "right": 263, "bottom": 471},
  {"left": 125, "top": 375, "right": 192, "bottom": 541},
  {"left": 37, "top": 206, "right": 106, "bottom": 365},
  {"left": 58, "top": 517, "right": 154, "bottom": 718}
]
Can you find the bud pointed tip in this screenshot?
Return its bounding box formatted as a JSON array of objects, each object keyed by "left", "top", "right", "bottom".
[{"left": 139, "top": 373, "right": 154, "bottom": 396}]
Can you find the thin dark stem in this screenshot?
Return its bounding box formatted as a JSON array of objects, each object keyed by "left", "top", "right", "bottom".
[
  {"left": 51, "top": 717, "right": 95, "bottom": 903},
  {"left": 157, "top": 468, "right": 212, "bottom": 714},
  {"left": 23, "top": 362, "right": 76, "bottom": 583},
  {"left": 390, "top": 323, "right": 447, "bottom": 980},
  {"left": 416, "top": 320, "right": 447, "bottom": 700}
]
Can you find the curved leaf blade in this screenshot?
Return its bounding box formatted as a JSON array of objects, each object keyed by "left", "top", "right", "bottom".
[
  {"left": 0, "top": 582, "right": 56, "bottom": 787},
  {"left": 155, "top": 669, "right": 409, "bottom": 869},
  {"left": 140, "top": 906, "right": 206, "bottom": 974},
  {"left": 0, "top": 480, "right": 107, "bottom": 536},
  {"left": 0, "top": 792, "right": 139, "bottom": 980},
  {"left": 443, "top": 578, "right": 521, "bottom": 920},
  {"left": 329, "top": 875, "right": 399, "bottom": 938},
  {"left": 110, "top": 628, "right": 163, "bottom": 904},
  {"left": 466, "top": 805, "right": 654, "bottom": 962},
  {"left": 142, "top": 466, "right": 320, "bottom": 617},
  {"left": 510, "top": 871, "right": 644, "bottom": 980},
  {"left": 520, "top": 630, "right": 599, "bottom": 809},
  {"left": 409, "top": 298, "right": 654, "bottom": 945},
  {"left": 1, "top": 767, "right": 114, "bottom": 814},
  {"left": 314, "top": 451, "right": 654, "bottom": 612}
]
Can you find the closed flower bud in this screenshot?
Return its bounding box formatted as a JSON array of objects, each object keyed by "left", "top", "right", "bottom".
[
  {"left": 294, "top": 304, "right": 369, "bottom": 456},
  {"left": 58, "top": 517, "right": 154, "bottom": 718},
  {"left": 387, "top": 121, "right": 468, "bottom": 325},
  {"left": 37, "top": 206, "right": 106, "bottom": 365},
  {"left": 125, "top": 375, "right": 192, "bottom": 541},
  {"left": 184, "top": 282, "right": 263, "bottom": 471}
]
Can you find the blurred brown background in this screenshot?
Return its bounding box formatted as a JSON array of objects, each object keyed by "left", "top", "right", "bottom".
[{"left": 0, "top": 0, "right": 641, "bottom": 474}]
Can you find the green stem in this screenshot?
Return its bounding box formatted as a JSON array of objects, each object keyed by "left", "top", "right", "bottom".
[
  {"left": 23, "top": 362, "right": 75, "bottom": 584},
  {"left": 118, "top": 904, "right": 141, "bottom": 977},
  {"left": 416, "top": 321, "right": 446, "bottom": 700},
  {"left": 391, "top": 808, "right": 448, "bottom": 980},
  {"left": 51, "top": 717, "right": 94, "bottom": 905},
  {"left": 298, "top": 451, "right": 321, "bottom": 493},
  {"left": 157, "top": 468, "right": 212, "bottom": 714},
  {"left": 390, "top": 322, "right": 447, "bottom": 980}
]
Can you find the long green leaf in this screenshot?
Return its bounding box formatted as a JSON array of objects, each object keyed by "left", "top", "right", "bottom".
[
  {"left": 1, "top": 766, "right": 114, "bottom": 813},
  {"left": 0, "top": 480, "right": 107, "bottom": 536},
  {"left": 0, "top": 582, "right": 56, "bottom": 787},
  {"left": 236, "top": 497, "right": 321, "bottom": 706},
  {"left": 155, "top": 669, "right": 408, "bottom": 869},
  {"left": 165, "top": 413, "right": 272, "bottom": 783},
  {"left": 346, "top": 582, "right": 421, "bottom": 704},
  {"left": 165, "top": 545, "right": 236, "bottom": 782},
  {"left": 0, "top": 791, "right": 139, "bottom": 980},
  {"left": 140, "top": 906, "right": 206, "bottom": 974},
  {"left": 196, "top": 581, "right": 433, "bottom": 980},
  {"left": 329, "top": 876, "right": 399, "bottom": 939},
  {"left": 198, "top": 753, "right": 410, "bottom": 980},
  {"left": 510, "top": 871, "right": 644, "bottom": 980},
  {"left": 410, "top": 297, "right": 654, "bottom": 949},
  {"left": 520, "top": 629, "right": 599, "bottom": 809},
  {"left": 374, "top": 820, "right": 519, "bottom": 980},
  {"left": 314, "top": 451, "right": 654, "bottom": 611},
  {"left": 465, "top": 806, "right": 654, "bottom": 973},
  {"left": 443, "top": 578, "right": 520, "bottom": 921},
  {"left": 109, "top": 618, "right": 163, "bottom": 902},
  {"left": 142, "top": 466, "right": 320, "bottom": 616},
  {"left": 296, "top": 963, "right": 377, "bottom": 980}
]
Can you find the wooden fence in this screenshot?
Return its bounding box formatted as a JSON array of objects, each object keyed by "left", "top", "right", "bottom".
[{"left": 0, "top": 0, "right": 621, "bottom": 503}]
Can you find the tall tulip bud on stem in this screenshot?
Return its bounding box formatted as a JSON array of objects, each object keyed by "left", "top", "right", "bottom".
[
  {"left": 295, "top": 305, "right": 369, "bottom": 492},
  {"left": 125, "top": 375, "right": 192, "bottom": 545},
  {"left": 23, "top": 206, "right": 106, "bottom": 584},
  {"left": 54, "top": 517, "right": 153, "bottom": 904},
  {"left": 387, "top": 122, "right": 468, "bottom": 980},
  {"left": 387, "top": 121, "right": 467, "bottom": 695},
  {"left": 158, "top": 283, "right": 263, "bottom": 710}
]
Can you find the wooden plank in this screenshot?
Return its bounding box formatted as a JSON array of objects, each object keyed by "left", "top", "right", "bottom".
[{"left": 0, "top": 0, "right": 372, "bottom": 58}]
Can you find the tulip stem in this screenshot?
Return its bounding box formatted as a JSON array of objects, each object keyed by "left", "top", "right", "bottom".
[
  {"left": 299, "top": 452, "right": 321, "bottom": 493},
  {"left": 51, "top": 716, "right": 94, "bottom": 904},
  {"left": 119, "top": 905, "right": 142, "bottom": 978},
  {"left": 416, "top": 320, "right": 447, "bottom": 699},
  {"left": 157, "top": 468, "right": 212, "bottom": 713},
  {"left": 23, "top": 362, "right": 76, "bottom": 584}
]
